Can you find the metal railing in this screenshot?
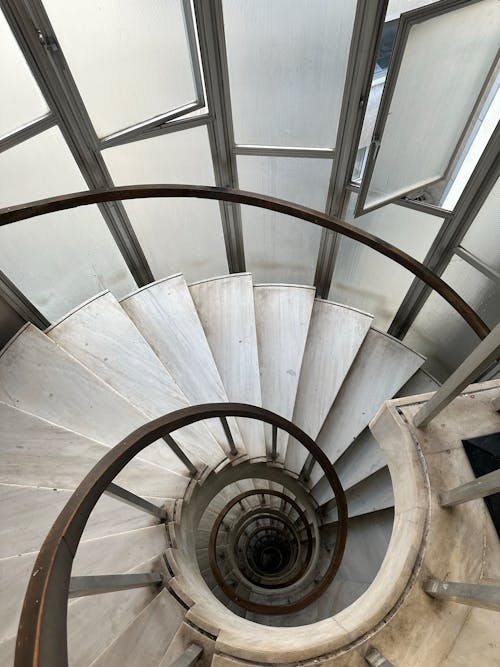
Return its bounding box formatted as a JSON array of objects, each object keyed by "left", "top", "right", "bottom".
[{"left": 15, "top": 403, "right": 347, "bottom": 667}]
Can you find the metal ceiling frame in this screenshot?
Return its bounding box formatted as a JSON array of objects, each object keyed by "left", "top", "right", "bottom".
[
  {"left": 388, "top": 123, "right": 500, "bottom": 340},
  {"left": 0, "top": 111, "right": 55, "bottom": 153},
  {"left": 354, "top": 0, "right": 498, "bottom": 218}
]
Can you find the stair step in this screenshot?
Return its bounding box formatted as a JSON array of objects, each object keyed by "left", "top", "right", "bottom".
[
  {"left": 285, "top": 300, "right": 372, "bottom": 475},
  {"left": 0, "top": 325, "right": 192, "bottom": 479},
  {"left": 121, "top": 274, "right": 244, "bottom": 456},
  {"left": 322, "top": 467, "right": 394, "bottom": 522},
  {"left": 90, "top": 588, "right": 186, "bottom": 667},
  {"left": 253, "top": 284, "right": 315, "bottom": 461},
  {"left": 190, "top": 274, "right": 266, "bottom": 459},
  {"left": 47, "top": 290, "right": 225, "bottom": 469},
  {"left": 0, "top": 402, "right": 188, "bottom": 498},
  {"left": 308, "top": 329, "right": 424, "bottom": 488}
]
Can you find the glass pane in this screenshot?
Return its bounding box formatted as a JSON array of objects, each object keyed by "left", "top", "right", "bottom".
[
  {"left": 461, "top": 179, "right": 500, "bottom": 271},
  {"left": 223, "top": 0, "right": 357, "bottom": 147},
  {"left": 329, "top": 194, "right": 442, "bottom": 330},
  {"left": 103, "top": 126, "right": 228, "bottom": 282},
  {"left": 0, "top": 11, "right": 48, "bottom": 138},
  {"left": 360, "top": 0, "right": 500, "bottom": 212},
  {"left": 44, "top": 0, "right": 197, "bottom": 137},
  {"left": 404, "top": 255, "right": 500, "bottom": 380},
  {"left": 0, "top": 127, "right": 136, "bottom": 320},
  {"left": 237, "top": 155, "right": 332, "bottom": 285}
]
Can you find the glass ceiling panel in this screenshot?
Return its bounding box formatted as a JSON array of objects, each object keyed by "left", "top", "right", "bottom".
[
  {"left": 0, "top": 10, "right": 48, "bottom": 138},
  {"left": 404, "top": 254, "right": 500, "bottom": 381},
  {"left": 223, "top": 0, "right": 357, "bottom": 148},
  {"left": 43, "top": 0, "right": 198, "bottom": 138},
  {"left": 103, "top": 126, "right": 227, "bottom": 283},
  {"left": 356, "top": 0, "right": 500, "bottom": 215},
  {"left": 460, "top": 179, "right": 500, "bottom": 271},
  {"left": 237, "top": 155, "right": 332, "bottom": 285},
  {"left": 329, "top": 194, "right": 442, "bottom": 331},
  {"left": 0, "top": 127, "right": 136, "bottom": 320}
]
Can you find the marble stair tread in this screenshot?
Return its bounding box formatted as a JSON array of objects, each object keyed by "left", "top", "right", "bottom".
[
  {"left": 321, "top": 467, "right": 395, "bottom": 523},
  {"left": 89, "top": 588, "right": 186, "bottom": 667},
  {"left": 120, "top": 274, "right": 244, "bottom": 457},
  {"left": 0, "top": 401, "right": 189, "bottom": 498},
  {"left": 67, "top": 554, "right": 162, "bottom": 667},
  {"left": 285, "top": 300, "right": 372, "bottom": 475},
  {"left": 395, "top": 368, "right": 440, "bottom": 397},
  {"left": 308, "top": 329, "right": 425, "bottom": 488},
  {"left": 189, "top": 273, "right": 265, "bottom": 459},
  {"left": 253, "top": 284, "right": 315, "bottom": 462},
  {"left": 47, "top": 291, "right": 225, "bottom": 469},
  {"left": 0, "top": 325, "right": 192, "bottom": 478}
]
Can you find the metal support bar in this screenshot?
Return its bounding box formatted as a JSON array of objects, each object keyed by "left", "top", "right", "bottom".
[
  {"left": 271, "top": 424, "right": 278, "bottom": 461},
  {"left": 365, "top": 646, "right": 395, "bottom": 667},
  {"left": 68, "top": 572, "right": 163, "bottom": 598},
  {"left": 104, "top": 483, "right": 167, "bottom": 520},
  {"left": 388, "top": 126, "right": 500, "bottom": 340},
  {"left": 0, "top": 113, "right": 56, "bottom": 154},
  {"left": 424, "top": 579, "right": 500, "bottom": 611},
  {"left": 440, "top": 469, "right": 500, "bottom": 507},
  {"left": 0, "top": 269, "right": 49, "bottom": 329},
  {"left": 300, "top": 453, "right": 315, "bottom": 483},
  {"left": 220, "top": 416, "right": 238, "bottom": 456},
  {"left": 454, "top": 246, "right": 500, "bottom": 286},
  {"left": 193, "top": 0, "right": 245, "bottom": 274},
  {"left": 162, "top": 434, "right": 198, "bottom": 476},
  {"left": 167, "top": 644, "right": 203, "bottom": 667},
  {"left": 314, "top": 0, "right": 388, "bottom": 298},
  {"left": 414, "top": 322, "right": 500, "bottom": 427}
]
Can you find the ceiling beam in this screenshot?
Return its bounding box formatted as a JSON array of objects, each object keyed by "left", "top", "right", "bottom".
[
  {"left": 193, "top": 0, "right": 245, "bottom": 274},
  {"left": 1, "top": 0, "right": 154, "bottom": 287},
  {"left": 388, "top": 123, "right": 499, "bottom": 340},
  {"left": 314, "top": 0, "right": 388, "bottom": 298}
]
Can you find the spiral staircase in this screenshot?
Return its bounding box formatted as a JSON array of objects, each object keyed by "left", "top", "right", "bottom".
[{"left": 1, "top": 265, "right": 499, "bottom": 667}]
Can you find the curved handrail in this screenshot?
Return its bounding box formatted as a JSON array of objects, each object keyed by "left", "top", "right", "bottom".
[
  {"left": 15, "top": 403, "right": 347, "bottom": 667},
  {"left": 0, "top": 184, "right": 489, "bottom": 339}
]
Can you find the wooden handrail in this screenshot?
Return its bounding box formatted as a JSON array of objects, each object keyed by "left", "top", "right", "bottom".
[{"left": 0, "top": 184, "right": 489, "bottom": 340}]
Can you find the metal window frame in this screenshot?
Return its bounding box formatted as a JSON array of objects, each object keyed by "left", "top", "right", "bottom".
[
  {"left": 354, "top": 0, "right": 499, "bottom": 218},
  {"left": 0, "top": 111, "right": 55, "bottom": 154}
]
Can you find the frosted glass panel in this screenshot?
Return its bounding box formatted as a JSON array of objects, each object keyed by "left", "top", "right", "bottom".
[
  {"left": 461, "top": 179, "right": 500, "bottom": 271},
  {"left": 223, "top": 0, "right": 357, "bottom": 147},
  {"left": 404, "top": 255, "right": 500, "bottom": 380},
  {"left": 359, "top": 0, "right": 500, "bottom": 212},
  {"left": 0, "top": 128, "right": 136, "bottom": 320},
  {"left": 0, "top": 12, "right": 48, "bottom": 137},
  {"left": 103, "top": 126, "right": 227, "bottom": 282},
  {"left": 330, "top": 194, "right": 441, "bottom": 330},
  {"left": 44, "top": 0, "right": 197, "bottom": 137},
  {"left": 237, "top": 155, "right": 332, "bottom": 285}
]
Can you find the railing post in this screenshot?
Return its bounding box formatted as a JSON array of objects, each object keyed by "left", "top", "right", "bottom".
[
  {"left": 424, "top": 579, "right": 500, "bottom": 611},
  {"left": 440, "top": 469, "right": 500, "bottom": 507},
  {"left": 162, "top": 434, "right": 198, "bottom": 476},
  {"left": 271, "top": 423, "right": 278, "bottom": 461},
  {"left": 167, "top": 643, "right": 203, "bottom": 667},
  {"left": 69, "top": 573, "right": 163, "bottom": 598},
  {"left": 414, "top": 322, "right": 500, "bottom": 427},
  {"left": 104, "top": 483, "right": 167, "bottom": 520},
  {"left": 365, "top": 646, "right": 395, "bottom": 667},
  {"left": 220, "top": 416, "right": 238, "bottom": 456}
]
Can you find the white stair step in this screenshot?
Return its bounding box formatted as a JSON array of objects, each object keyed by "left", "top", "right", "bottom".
[
  {"left": 0, "top": 402, "right": 189, "bottom": 498},
  {"left": 47, "top": 291, "right": 225, "bottom": 469},
  {"left": 90, "top": 588, "right": 186, "bottom": 667},
  {"left": 189, "top": 274, "right": 266, "bottom": 459},
  {"left": 253, "top": 284, "right": 315, "bottom": 461},
  {"left": 285, "top": 300, "right": 372, "bottom": 474},
  {"left": 0, "top": 325, "right": 192, "bottom": 479},
  {"left": 308, "top": 329, "right": 425, "bottom": 487},
  {"left": 321, "top": 467, "right": 394, "bottom": 522},
  {"left": 121, "top": 274, "right": 244, "bottom": 456},
  {"left": 323, "top": 370, "right": 440, "bottom": 498},
  {"left": 68, "top": 554, "right": 162, "bottom": 667}
]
